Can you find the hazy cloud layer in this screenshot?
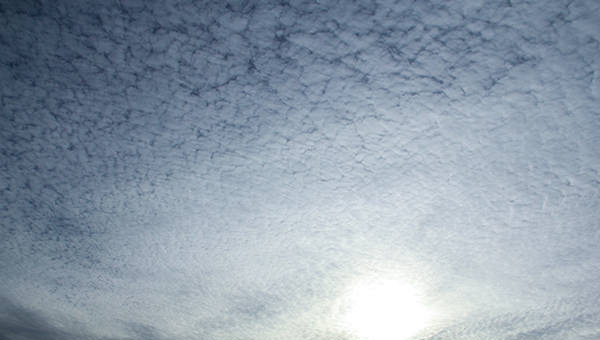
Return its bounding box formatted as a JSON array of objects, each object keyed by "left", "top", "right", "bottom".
[{"left": 1, "top": 0, "right": 599, "bottom": 339}]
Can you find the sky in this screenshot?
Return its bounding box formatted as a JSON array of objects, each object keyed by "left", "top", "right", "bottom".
[{"left": 1, "top": 0, "right": 599, "bottom": 339}]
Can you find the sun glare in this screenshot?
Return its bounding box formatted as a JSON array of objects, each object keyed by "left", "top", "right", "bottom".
[{"left": 342, "top": 279, "right": 430, "bottom": 340}]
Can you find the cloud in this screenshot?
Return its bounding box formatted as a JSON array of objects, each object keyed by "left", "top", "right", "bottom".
[
  {"left": 0, "top": 302, "right": 44, "bottom": 340},
  {"left": 0, "top": 297, "right": 173, "bottom": 340},
  {"left": 0, "top": 297, "right": 79, "bottom": 340},
  {"left": 1, "top": 0, "right": 599, "bottom": 339}
]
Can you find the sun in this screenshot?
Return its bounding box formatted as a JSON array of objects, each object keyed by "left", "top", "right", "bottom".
[{"left": 342, "top": 279, "right": 431, "bottom": 340}]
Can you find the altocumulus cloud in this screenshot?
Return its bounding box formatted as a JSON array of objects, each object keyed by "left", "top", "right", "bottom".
[{"left": 1, "top": 0, "right": 600, "bottom": 339}]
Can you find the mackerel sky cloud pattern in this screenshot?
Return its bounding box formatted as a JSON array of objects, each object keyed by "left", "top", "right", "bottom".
[{"left": 1, "top": 0, "right": 599, "bottom": 339}]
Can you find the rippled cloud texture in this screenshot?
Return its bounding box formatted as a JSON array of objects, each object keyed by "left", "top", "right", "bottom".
[{"left": 1, "top": 0, "right": 599, "bottom": 339}]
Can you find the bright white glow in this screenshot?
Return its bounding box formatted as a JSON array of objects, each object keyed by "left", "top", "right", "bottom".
[{"left": 342, "top": 279, "right": 430, "bottom": 340}]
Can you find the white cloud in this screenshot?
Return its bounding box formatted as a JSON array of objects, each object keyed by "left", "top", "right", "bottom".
[{"left": 1, "top": 0, "right": 599, "bottom": 339}]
